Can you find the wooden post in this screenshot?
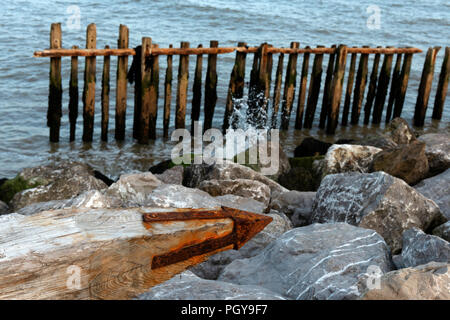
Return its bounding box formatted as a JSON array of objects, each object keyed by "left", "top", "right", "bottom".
[
  {"left": 266, "top": 44, "right": 274, "bottom": 99},
  {"left": 149, "top": 44, "right": 160, "bottom": 140},
  {"left": 224, "top": 42, "right": 247, "bottom": 131},
  {"left": 191, "top": 44, "right": 203, "bottom": 133},
  {"left": 341, "top": 49, "right": 357, "bottom": 126},
  {"left": 271, "top": 53, "right": 284, "bottom": 128},
  {"left": 350, "top": 46, "right": 369, "bottom": 125},
  {"left": 257, "top": 43, "right": 270, "bottom": 115},
  {"left": 295, "top": 46, "right": 310, "bottom": 129},
  {"left": 385, "top": 53, "right": 402, "bottom": 123},
  {"left": 82, "top": 23, "right": 96, "bottom": 142},
  {"left": 363, "top": 46, "right": 381, "bottom": 125},
  {"left": 48, "top": 23, "right": 62, "bottom": 142},
  {"left": 319, "top": 44, "right": 337, "bottom": 129},
  {"left": 139, "top": 37, "right": 152, "bottom": 144},
  {"left": 249, "top": 51, "right": 260, "bottom": 96},
  {"left": 326, "top": 45, "right": 348, "bottom": 134},
  {"left": 115, "top": 25, "right": 129, "bottom": 141},
  {"left": 303, "top": 46, "right": 324, "bottom": 129},
  {"left": 204, "top": 40, "right": 218, "bottom": 132},
  {"left": 175, "top": 42, "right": 190, "bottom": 129},
  {"left": 132, "top": 46, "right": 142, "bottom": 139},
  {"left": 101, "top": 45, "right": 110, "bottom": 142},
  {"left": 280, "top": 41, "right": 300, "bottom": 130},
  {"left": 163, "top": 44, "right": 173, "bottom": 138},
  {"left": 393, "top": 51, "right": 413, "bottom": 118},
  {"left": 372, "top": 47, "right": 394, "bottom": 124},
  {"left": 414, "top": 47, "right": 440, "bottom": 127},
  {"left": 68, "top": 45, "right": 78, "bottom": 142},
  {"left": 432, "top": 47, "right": 450, "bottom": 120}
]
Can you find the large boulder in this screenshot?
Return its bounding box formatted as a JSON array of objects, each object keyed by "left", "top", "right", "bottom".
[
  {"left": 219, "top": 223, "right": 393, "bottom": 300},
  {"left": 370, "top": 140, "right": 429, "bottom": 185},
  {"left": 310, "top": 172, "right": 446, "bottom": 254},
  {"left": 154, "top": 166, "right": 184, "bottom": 185},
  {"left": 316, "top": 144, "right": 382, "bottom": 178},
  {"left": 136, "top": 271, "right": 286, "bottom": 300},
  {"left": 270, "top": 191, "right": 316, "bottom": 227},
  {"left": 433, "top": 222, "right": 450, "bottom": 242},
  {"left": 415, "top": 168, "right": 450, "bottom": 219},
  {"left": 198, "top": 179, "right": 270, "bottom": 207},
  {"left": 183, "top": 161, "right": 288, "bottom": 196},
  {"left": 106, "top": 172, "right": 162, "bottom": 206},
  {"left": 359, "top": 262, "right": 450, "bottom": 300},
  {"left": 10, "top": 162, "right": 107, "bottom": 211},
  {"left": 401, "top": 228, "right": 450, "bottom": 268},
  {"left": 384, "top": 117, "right": 416, "bottom": 145},
  {"left": 190, "top": 213, "right": 292, "bottom": 280},
  {"left": 418, "top": 133, "right": 450, "bottom": 174},
  {"left": 294, "top": 137, "right": 332, "bottom": 157}
]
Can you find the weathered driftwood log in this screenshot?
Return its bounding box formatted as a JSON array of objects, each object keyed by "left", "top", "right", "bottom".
[{"left": 0, "top": 207, "right": 271, "bottom": 300}]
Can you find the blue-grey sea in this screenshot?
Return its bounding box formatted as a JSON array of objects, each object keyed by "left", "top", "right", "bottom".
[{"left": 0, "top": 0, "right": 449, "bottom": 178}]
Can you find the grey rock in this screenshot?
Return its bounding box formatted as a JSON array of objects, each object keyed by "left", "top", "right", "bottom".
[
  {"left": 214, "top": 194, "right": 266, "bottom": 214},
  {"left": 218, "top": 223, "right": 393, "bottom": 300},
  {"left": 418, "top": 133, "right": 450, "bottom": 174},
  {"left": 401, "top": 228, "right": 450, "bottom": 268},
  {"left": 270, "top": 191, "right": 316, "bottom": 227},
  {"left": 191, "top": 213, "right": 292, "bottom": 280},
  {"left": 351, "top": 134, "right": 398, "bottom": 150},
  {"left": 359, "top": 262, "right": 450, "bottom": 300},
  {"left": 154, "top": 166, "right": 184, "bottom": 185},
  {"left": 392, "top": 255, "right": 404, "bottom": 269},
  {"left": 183, "top": 160, "right": 288, "bottom": 196},
  {"left": 10, "top": 162, "right": 107, "bottom": 211},
  {"left": 310, "top": 172, "right": 445, "bottom": 254},
  {"left": 199, "top": 179, "right": 271, "bottom": 207},
  {"left": 136, "top": 271, "right": 286, "bottom": 300},
  {"left": 106, "top": 172, "right": 162, "bottom": 206},
  {"left": 415, "top": 168, "right": 450, "bottom": 219},
  {"left": 0, "top": 201, "right": 9, "bottom": 215},
  {"left": 317, "top": 144, "right": 382, "bottom": 178},
  {"left": 384, "top": 117, "right": 417, "bottom": 145},
  {"left": 433, "top": 221, "right": 450, "bottom": 242}
]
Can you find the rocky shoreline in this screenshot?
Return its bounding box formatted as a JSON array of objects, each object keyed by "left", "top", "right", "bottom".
[{"left": 0, "top": 117, "right": 449, "bottom": 300}]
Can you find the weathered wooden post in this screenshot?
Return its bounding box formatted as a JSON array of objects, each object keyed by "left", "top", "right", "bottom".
[
  {"left": 295, "top": 46, "right": 310, "bottom": 129},
  {"left": 68, "top": 45, "right": 78, "bottom": 142},
  {"left": 204, "top": 41, "right": 219, "bottom": 132},
  {"left": 224, "top": 42, "right": 247, "bottom": 131},
  {"left": 271, "top": 53, "right": 284, "bottom": 128},
  {"left": 372, "top": 47, "right": 394, "bottom": 124},
  {"left": 414, "top": 47, "right": 440, "bottom": 127},
  {"left": 393, "top": 51, "right": 413, "bottom": 118},
  {"left": 385, "top": 53, "right": 402, "bottom": 123},
  {"left": 363, "top": 46, "right": 381, "bottom": 125},
  {"left": 319, "top": 44, "right": 337, "bottom": 129},
  {"left": 82, "top": 23, "right": 96, "bottom": 142},
  {"left": 280, "top": 42, "right": 300, "bottom": 130},
  {"left": 138, "top": 37, "right": 152, "bottom": 144},
  {"left": 257, "top": 43, "right": 270, "bottom": 117},
  {"left": 341, "top": 48, "right": 357, "bottom": 126},
  {"left": 163, "top": 44, "right": 173, "bottom": 138},
  {"left": 101, "top": 45, "right": 110, "bottom": 142},
  {"left": 432, "top": 47, "right": 450, "bottom": 120},
  {"left": 350, "top": 46, "right": 369, "bottom": 125},
  {"left": 132, "top": 45, "right": 142, "bottom": 140},
  {"left": 48, "top": 23, "right": 62, "bottom": 143},
  {"left": 148, "top": 44, "right": 160, "bottom": 140},
  {"left": 191, "top": 44, "right": 203, "bottom": 133},
  {"left": 115, "top": 24, "right": 129, "bottom": 141},
  {"left": 303, "top": 46, "right": 324, "bottom": 129},
  {"left": 175, "top": 41, "right": 190, "bottom": 129},
  {"left": 326, "top": 45, "right": 347, "bottom": 134}
]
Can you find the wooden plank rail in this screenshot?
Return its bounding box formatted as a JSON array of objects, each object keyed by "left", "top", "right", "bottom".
[{"left": 38, "top": 24, "right": 446, "bottom": 144}]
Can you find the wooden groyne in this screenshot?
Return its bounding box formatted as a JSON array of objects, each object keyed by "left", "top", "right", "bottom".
[{"left": 35, "top": 23, "right": 449, "bottom": 143}]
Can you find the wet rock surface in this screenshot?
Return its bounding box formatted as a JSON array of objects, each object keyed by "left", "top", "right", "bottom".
[
  {"left": 418, "top": 133, "right": 450, "bottom": 174},
  {"left": 218, "top": 223, "right": 393, "bottom": 300},
  {"left": 415, "top": 168, "right": 450, "bottom": 219},
  {"left": 310, "top": 172, "right": 445, "bottom": 253},
  {"left": 433, "top": 221, "right": 450, "bottom": 242},
  {"left": 270, "top": 191, "right": 316, "bottom": 227}
]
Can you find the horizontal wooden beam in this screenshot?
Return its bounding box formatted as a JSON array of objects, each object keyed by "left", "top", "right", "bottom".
[{"left": 34, "top": 46, "right": 423, "bottom": 58}]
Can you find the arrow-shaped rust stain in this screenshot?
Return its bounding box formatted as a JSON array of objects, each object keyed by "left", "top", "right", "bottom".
[{"left": 143, "top": 206, "right": 273, "bottom": 270}]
